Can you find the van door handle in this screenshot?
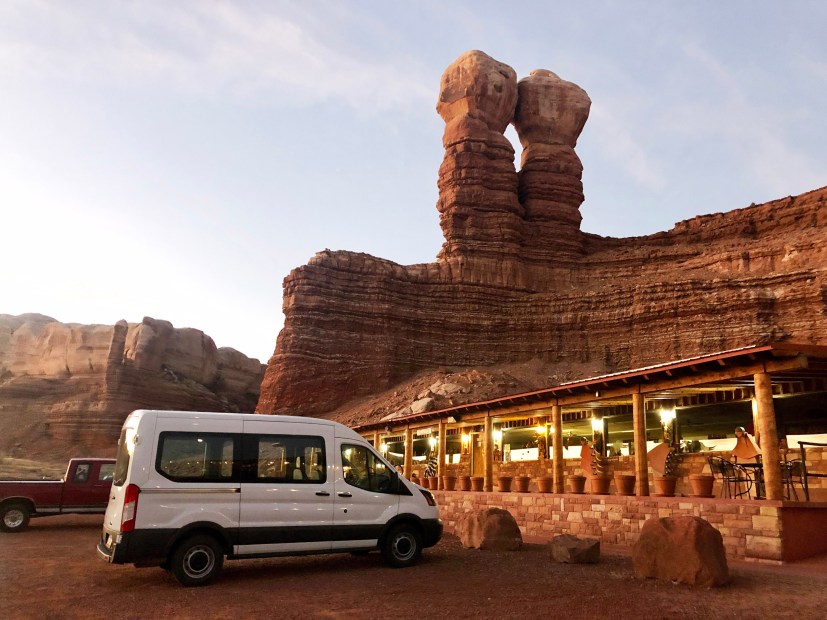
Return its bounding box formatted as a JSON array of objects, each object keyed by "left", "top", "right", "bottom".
[
  {"left": 315, "top": 491, "right": 331, "bottom": 497},
  {"left": 338, "top": 492, "right": 352, "bottom": 498}
]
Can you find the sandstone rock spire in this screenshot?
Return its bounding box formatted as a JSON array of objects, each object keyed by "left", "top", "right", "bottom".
[
  {"left": 436, "top": 50, "right": 524, "bottom": 263},
  {"left": 514, "top": 69, "right": 591, "bottom": 258}
]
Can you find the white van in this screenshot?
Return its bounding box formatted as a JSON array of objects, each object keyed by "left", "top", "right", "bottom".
[{"left": 97, "top": 410, "right": 442, "bottom": 586}]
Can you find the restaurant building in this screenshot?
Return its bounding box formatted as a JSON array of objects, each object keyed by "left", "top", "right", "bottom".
[{"left": 354, "top": 343, "right": 827, "bottom": 562}]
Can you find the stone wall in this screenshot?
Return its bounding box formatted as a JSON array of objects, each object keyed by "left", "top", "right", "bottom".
[{"left": 433, "top": 490, "right": 827, "bottom": 562}]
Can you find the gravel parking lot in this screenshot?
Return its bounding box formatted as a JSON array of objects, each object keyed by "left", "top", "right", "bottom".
[{"left": 2, "top": 514, "right": 827, "bottom": 619}]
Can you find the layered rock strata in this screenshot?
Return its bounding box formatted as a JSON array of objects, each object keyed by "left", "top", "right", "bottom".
[
  {"left": 0, "top": 315, "right": 264, "bottom": 458},
  {"left": 256, "top": 51, "right": 827, "bottom": 419}
]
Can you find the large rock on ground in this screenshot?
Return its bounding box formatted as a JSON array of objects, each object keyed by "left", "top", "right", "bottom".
[
  {"left": 547, "top": 534, "right": 600, "bottom": 564},
  {"left": 632, "top": 516, "right": 729, "bottom": 587},
  {"left": 456, "top": 507, "right": 522, "bottom": 551}
]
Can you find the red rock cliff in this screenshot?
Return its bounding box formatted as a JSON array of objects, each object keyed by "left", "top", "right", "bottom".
[
  {"left": 257, "top": 51, "right": 827, "bottom": 418},
  {"left": 0, "top": 314, "right": 265, "bottom": 458}
]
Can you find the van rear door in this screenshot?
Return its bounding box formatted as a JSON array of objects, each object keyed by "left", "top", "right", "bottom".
[{"left": 236, "top": 420, "right": 335, "bottom": 555}]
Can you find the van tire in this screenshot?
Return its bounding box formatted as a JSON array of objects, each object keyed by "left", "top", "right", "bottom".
[
  {"left": 381, "top": 524, "right": 422, "bottom": 568},
  {"left": 170, "top": 534, "right": 224, "bottom": 587},
  {"left": 1, "top": 503, "right": 30, "bottom": 533}
]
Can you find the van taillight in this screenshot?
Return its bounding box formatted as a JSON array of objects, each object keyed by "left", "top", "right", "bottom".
[{"left": 121, "top": 484, "right": 140, "bottom": 532}]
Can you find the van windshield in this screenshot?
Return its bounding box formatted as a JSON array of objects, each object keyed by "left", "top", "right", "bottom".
[{"left": 112, "top": 428, "right": 131, "bottom": 487}]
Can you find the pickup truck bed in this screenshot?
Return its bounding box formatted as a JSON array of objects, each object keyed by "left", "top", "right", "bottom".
[{"left": 1, "top": 458, "right": 115, "bottom": 532}]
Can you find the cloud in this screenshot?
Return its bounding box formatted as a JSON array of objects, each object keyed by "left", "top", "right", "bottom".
[
  {"left": 679, "top": 41, "right": 823, "bottom": 197},
  {"left": 0, "top": 1, "right": 433, "bottom": 111},
  {"left": 588, "top": 103, "right": 666, "bottom": 191}
]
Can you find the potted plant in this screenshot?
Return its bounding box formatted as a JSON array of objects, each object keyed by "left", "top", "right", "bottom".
[
  {"left": 689, "top": 473, "right": 715, "bottom": 497},
  {"left": 514, "top": 475, "right": 531, "bottom": 493},
  {"left": 470, "top": 476, "right": 485, "bottom": 492},
  {"left": 653, "top": 475, "right": 677, "bottom": 496},
  {"left": 567, "top": 474, "right": 586, "bottom": 494},
  {"left": 590, "top": 475, "right": 611, "bottom": 495},
  {"left": 458, "top": 475, "right": 472, "bottom": 491},
  {"left": 536, "top": 476, "right": 553, "bottom": 493},
  {"left": 613, "top": 472, "right": 636, "bottom": 496},
  {"left": 442, "top": 474, "right": 457, "bottom": 491},
  {"left": 497, "top": 475, "right": 513, "bottom": 492},
  {"left": 426, "top": 476, "right": 439, "bottom": 490}
]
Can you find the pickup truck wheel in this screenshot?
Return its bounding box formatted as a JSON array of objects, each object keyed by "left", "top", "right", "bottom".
[
  {"left": 170, "top": 535, "right": 224, "bottom": 587},
  {"left": 1, "top": 503, "right": 30, "bottom": 533},
  {"left": 381, "top": 524, "right": 422, "bottom": 568}
]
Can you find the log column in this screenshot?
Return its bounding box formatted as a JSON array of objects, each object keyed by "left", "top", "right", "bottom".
[
  {"left": 552, "top": 404, "right": 564, "bottom": 493},
  {"left": 438, "top": 420, "right": 447, "bottom": 490},
  {"left": 404, "top": 426, "right": 413, "bottom": 479},
  {"left": 372, "top": 432, "right": 380, "bottom": 450},
  {"left": 754, "top": 372, "right": 783, "bottom": 500},
  {"left": 632, "top": 392, "right": 649, "bottom": 496},
  {"left": 484, "top": 414, "right": 494, "bottom": 492}
]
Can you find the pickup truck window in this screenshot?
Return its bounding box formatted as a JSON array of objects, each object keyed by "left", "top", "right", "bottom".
[
  {"left": 157, "top": 432, "right": 236, "bottom": 482},
  {"left": 73, "top": 464, "right": 90, "bottom": 483},
  {"left": 99, "top": 464, "right": 115, "bottom": 482}
]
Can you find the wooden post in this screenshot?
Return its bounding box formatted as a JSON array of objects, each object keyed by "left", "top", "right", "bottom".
[
  {"left": 484, "top": 414, "right": 494, "bottom": 492},
  {"left": 372, "top": 431, "right": 380, "bottom": 450},
  {"left": 552, "top": 404, "right": 564, "bottom": 493},
  {"left": 754, "top": 372, "right": 783, "bottom": 500},
  {"left": 438, "top": 420, "right": 446, "bottom": 490},
  {"left": 404, "top": 426, "right": 413, "bottom": 480},
  {"left": 632, "top": 392, "right": 649, "bottom": 496}
]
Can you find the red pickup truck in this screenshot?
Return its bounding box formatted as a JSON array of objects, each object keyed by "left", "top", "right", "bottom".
[{"left": 0, "top": 458, "right": 116, "bottom": 532}]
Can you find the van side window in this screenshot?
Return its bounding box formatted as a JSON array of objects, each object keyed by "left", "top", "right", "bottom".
[
  {"left": 157, "top": 432, "right": 236, "bottom": 482},
  {"left": 249, "top": 435, "right": 326, "bottom": 484},
  {"left": 341, "top": 445, "right": 393, "bottom": 493}
]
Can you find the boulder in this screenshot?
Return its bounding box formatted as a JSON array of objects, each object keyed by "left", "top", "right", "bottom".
[
  {"left": 547, "top": 534, "right": 600, "bottom": 564},
  {"left": 457, "top": 507, "right": 522, "bottom": 551},
  {"left": 632, "top": 516, "right": 729, "bottom": 587}
]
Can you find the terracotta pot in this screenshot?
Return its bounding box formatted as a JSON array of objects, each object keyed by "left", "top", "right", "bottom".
[
  {"left": 497, "top": 476, "right": 513, "bottom": 492},
  {"left": 470, "top": 476, "right": 485, "bottom": 492},
  {"left": 567, "top": 475, "right": 586, "bottom": 494},
  {"left": 458, "top": 475, "right": 472, "bottom": 491},
  {"left": 514, "top": 475, "right": 531, "bottom": 493},
  {"left": 442, "top": 475, "right": 457, "bottom": 491},
  {"left": 590, "top": 475, "right": 611, "bottom": 495},
  {"left": 536, "top": 476, "right": 553, "bottom": 493},
  {"left": 410, "top": 475, "right": 420, "bottom": 486},
  {"left": 426, "top": 476, "right": 439, "bottom": 490},
  {"left": 614, "top": 473, "right": 636, "bottom": 496},
  {"left": 653, "top": 475, "right": 677, "bottom": 497},
  {"left": 689, "top": 473, "right": 715, "bottom": 497}
]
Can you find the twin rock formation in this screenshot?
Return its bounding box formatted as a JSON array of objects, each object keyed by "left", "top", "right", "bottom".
[{"left": 257, "top": 50, "right": 827, "bottom": 420}]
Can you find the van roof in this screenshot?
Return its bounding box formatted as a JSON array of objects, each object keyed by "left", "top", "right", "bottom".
[{"left": 127, "top": 410, "right": 364, "bottom": 439}]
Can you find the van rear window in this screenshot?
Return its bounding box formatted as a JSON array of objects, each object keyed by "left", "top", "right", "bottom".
[
  {"left": 157, "top": 432, "right": 236, "bottom": 482},
  {"left": 112, "top": 429, "right": 131, "bottom": 487}
]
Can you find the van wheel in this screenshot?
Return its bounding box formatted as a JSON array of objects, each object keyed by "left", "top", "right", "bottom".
[
  {"left": 1, "top": 503, "right": 30, "bottom": 533},
  {"left": 381, "top": 524, "right": 422, "bottom": 568},
  {"left": 170, "top": 535, "right": 224, "bottom": 587}
]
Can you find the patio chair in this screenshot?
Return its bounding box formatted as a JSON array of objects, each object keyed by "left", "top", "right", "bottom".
[
  {"left": 707, "top": 456, "right": 753, "bottom": 499},
  {"left": 781, "top": 459, "right": 805, "bottom": 501},
  {"left": 798, "top": 442, "right": 827, "bottom": 501}
]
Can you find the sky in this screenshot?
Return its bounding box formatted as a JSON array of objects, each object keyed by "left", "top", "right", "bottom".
[{"left": 1, "top": 1, "right": 825, "bottom": 363}]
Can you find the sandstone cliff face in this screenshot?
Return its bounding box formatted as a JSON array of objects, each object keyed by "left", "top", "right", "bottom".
[
  {"left": 0, "top": 315, "right": 265, "bottom": 458},
  {"left": 258, "top": 51, "right": 827, "bottom": 420}
]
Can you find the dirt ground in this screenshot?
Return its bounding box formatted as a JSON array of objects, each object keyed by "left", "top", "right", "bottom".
[{"left": 2, "top": 515, "right": 826, "bottom": 620}]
